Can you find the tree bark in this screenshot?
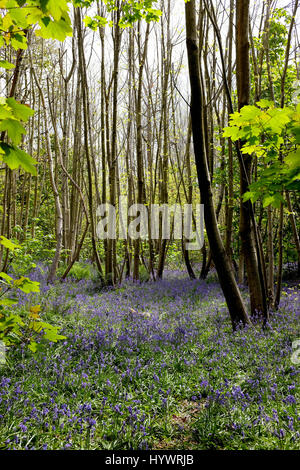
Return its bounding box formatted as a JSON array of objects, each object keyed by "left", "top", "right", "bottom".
[
  {"left": 236, "top": 0, "right": 266, "bottom": 318},
  {"left": 185, "top": 0, "right": 251, "bottom": 329}
]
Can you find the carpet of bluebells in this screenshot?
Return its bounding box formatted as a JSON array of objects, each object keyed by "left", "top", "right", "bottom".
[{"left": 0, "top": 264, "right": 299, "bottom": 450}]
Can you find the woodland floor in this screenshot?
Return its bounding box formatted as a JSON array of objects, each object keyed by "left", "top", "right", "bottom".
[{"left": 0, "top": 266, "right": 299, "bottom": 450}]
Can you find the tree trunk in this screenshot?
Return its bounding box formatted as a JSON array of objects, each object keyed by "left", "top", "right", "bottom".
[
  {"left": 236, "top": 0, "right": 266, "bottom": 318},
  {"left": 185, "top": 0, "right": 251, "bottom": 329}
]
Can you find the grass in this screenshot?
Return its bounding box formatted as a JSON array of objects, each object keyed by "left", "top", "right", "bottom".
[{"left": 0, "top": 267, "right": 299, "bottom": 450}]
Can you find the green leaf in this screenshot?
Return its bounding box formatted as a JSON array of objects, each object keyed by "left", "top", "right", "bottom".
[
  {"left": 28, "top": 341, "right": 37, "bottom": 352},
  {"left": 256, "top": 99, "right": 274, "bottom": 109},
  {"left": 0, "top": 104, "right": 14, "bottom": 120},
  {"left": 239, "top": 105, "right": 261, "bottom": 121},
  {"left": 43, "top": 329, "right": 66, "bottom": 342},
  {"left": 84, "top": 15, "right": 108, "bottom": 30},
  {"left": 0, "top": 60, "right": 15, "bottom": 70},
  {"left": 290, "top": 172, "right": 300, "bottom": 183},
  {"left": 263, "top": 195, "right": 276, "bottom": 208},
  {"left": 0, "top": 298, "right": 18, "bottom": 306},
  {"left": 241, "top": 144, "right": 264, "bottom": 156},
  {"left": 242, "top": 191, "right": 253, "bottom": 202},
  {"left": 10, "top": 33, "right": 27, "bottom": 50},
  {"left": 0, "top": 236, "right": 20, "bottom": 251},
  {"left": 36, "top": 14, "right": 72, "bottom": 41},
  {"left": 13, "top": 277, "right": 40, "bottom": 293},
  {"left": 242, "top": 190, "right": 260, "bottom": 203},
  {"left": 145, "top": 8, "right": 161, "bottom": 23},
  {"left": 29, "top": 320, "right": 66, "bottom": 342},
  {"left": 223, "top": 125, "right": 240, "bottom": 141},
  {"left": 95, "top": 15, "right": 108, "bottom": 26},
  {"left": 9, "top": 4, "right": 28, "bottom": 28},
  {"left": 6, "top": 98, "right": 34, "bottom": 122},
  {"left": 0, "top": 271, "right": 13, "bottom": 284},
  {"left": 285, "top": 149, "right": 300, "bottom": 170},
  {"left": 0, "top": 143, "right": 38, "bottom": 175},
  {"left": 0, "top": 119, "right": 25, "bottom": 145},
  {"left": 44, "top": 0, "right": 68, "bottom": 21}
]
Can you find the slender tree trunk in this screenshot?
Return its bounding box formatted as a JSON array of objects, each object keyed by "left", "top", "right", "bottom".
[
  {"left": 275, "top": 0, "right": 299, "bottom": 305},
  {"left": 236, "top": 0, "right": 266, "bottom": 318},
  {"left": 76, "top": 8, "right": 104, "bottom": 281},
  {"left": 275, "top": 201, "right": 284, "bottom": 309},
  {"left": 31, "top": 61, "right": 63, "bottom": 283},
  {"left": 157, "top": 0, "right": 171, "bottom": 279},
  {"left": 106, "top": 4, "right": 122, "bottom": 285},
  {"left": 133, "top": 22, "right": 150, "bottom": 281},
  {"left": 185, "top": 0, "right": 251, "bottom": 329},
  {"left": 225, "top": 0, "right": 234, "bottom": 260}
]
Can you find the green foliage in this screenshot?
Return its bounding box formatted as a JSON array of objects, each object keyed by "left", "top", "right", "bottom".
[
  {"left": 0, "top": 0, "right": 73, "bottom": 176},
  {"left": 0, "top": 236, "right": 20, "bottom": 251},
  {"left": 0, "top": 59, "right": 15, "bottom": 69},
  {"left": 0, "top": 142, "right": 38, "bottom": 174},
  {"left": 267, "top": 8, "right": 290, "bottom": 62},
  {"left": 0, "top": 97, "right": 37, "bottom": 174},
  {"left": 167, "top": 241, "right": 183, "bottom": 268},
  {"left": 0, "top": 237, "right": 66, "bottom": 355},
  {"left": 58, "top": 261, "right": 98, "bottom": 281},
  {"left": 118, "top": 0, "right": 161, "bottom": 27},
  {"left": 0, "top": 0, "right": 72, "bottom": 49},
  {"left": 0, "top": 300, "right": 66, "bottom": 353},
  {"left": 83, "top": 15, "right": 112, "bottom": 30},
  {"left": 0, "top": 0, "right": 161, "bottom": 178},
  {"left": 9, "top": 228, "right": 59, "bottom": 276},
  {"left": 251, "top": 8, "right": 298, "bottom": 105},
  {"left": 223, "top": 102, "right": 300, "bottom": 208},
  {"left": 82, "top": 0, "right": 161, "bottom": 31},
  {"left": 139, "top": 264, "right": 150, "bottom": 282}
]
